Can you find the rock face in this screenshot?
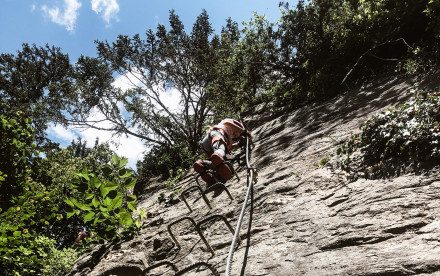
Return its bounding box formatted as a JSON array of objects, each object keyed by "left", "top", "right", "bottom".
[{"left": 67, "top": 75, "right": 440, "bottom": 276}]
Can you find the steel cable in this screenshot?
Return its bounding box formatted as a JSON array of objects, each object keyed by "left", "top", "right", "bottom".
[{"left": 225, "top": 125, "right": 255, "bottom": 276}]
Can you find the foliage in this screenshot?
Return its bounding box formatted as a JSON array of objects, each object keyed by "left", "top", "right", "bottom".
[
  {"left": 39, "top": 237, "right": 78, "bottom": 276},
  {"left": 66, "top": 9, "right": 221, "bottom": 155},
  {"left": 137, "top": 143, "right": 195, "bottom": 181},
  {"left": 0, "top": 103, "right": 38, "bottom": 209},
  {"left": 0, "top": 106, "right": 122, "bottom": 275},
  {"left": 0, "top": 44, "right": 75, "bottom": 146},
  {"left": 163, "top": 168, "right": 186, "bottom": 188},
  {"left": 65, "top": 154, "right": 146, "bottom": 241},
  {"left": 0, "top": 159, "right": 77, "bottom": 275},
  {"left": 207, "top": 14, "right": 277, "bottom": 118},
  {"left": 335, "top": 89, "right": 440, "bottom": 178},
  {"left": 273, "top": 0, "right": 436, "bottom": 105}
]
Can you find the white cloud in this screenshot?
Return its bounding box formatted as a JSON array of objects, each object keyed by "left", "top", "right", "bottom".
[
  {"left": 74, "top": 108, "right": 146, "bottom": 169},
  {"left": 42, "top": 0, "right": 82, "bottom": 33},
  {"left": 114, "top": 71, "right": 182, "bottom": 112},
  {"left": 160, "top": 88, "right": 182, "bottom": 112},
  {"left": 47, "top": 124, "right": 76, "bottom": 142},
  {"left": 91, "top": 0, "right": 119, "bottom": 25},
  {"left": 31, "top": 4, "right": 36, "bottom": 12},
  {"left": 46, "top": 72, "right": 183, "bottom": 170}
]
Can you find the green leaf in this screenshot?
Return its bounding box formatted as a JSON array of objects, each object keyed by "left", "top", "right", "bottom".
[
  {"left": 84, "top": 212, "right": 95, "bottom": 223},
  {"left": 105, "top": 225, "right": 115, "bottom": 232},
  {"left": 104, "top": 180, "right": 118, "bottom": 188},
  {"left": 92, "top": 197, "right": 99, "bottom": 208},
  {"left": 76, "top": 168, "right": 89, "bottom": 180},
  {"left": 99, "top": 205, "right": 108, "bottom": 212},
  {"left": 119, "top": 209, "right": 133, "bottom": 226},
  {"left": 138, "top": 209, "right": 146, "bottom": 220},
  {"left": 119, "top": 157, "right": 128, "bottom": 168},
  {"left": 112, "top": 153, "right": 119, "bottom": 165},
  {"left": 91, "top": 176, "right": 101, "bottom": 188},
  {"left": 109, "top": 195, "right": 122, "bottom": 209},
  {"left": 127, "top": 194, "right": 137, "bottom": 202},
  {"left": 101, "top": 187, "right": 111, "bottom": 198},
  {"left": 13, "top": 231, "right": 21, "bottom": 237},
  {"left": 101, "top": 165, "right": 113, "bottom": 176},
  {"left": 119, "top": 169, "right": 134, "bottom": 178},
  {"left": 71, "top": 198, "right": 92, "bottom": 211},
  {"left": 127, "top": 201, "right": 136, "bottom": 211},
  {"left": 135, "top": 219, "right": 141, "bottom": 228},
  {"left": 64, "top": 198, "right": 74, "bottom": 207}
]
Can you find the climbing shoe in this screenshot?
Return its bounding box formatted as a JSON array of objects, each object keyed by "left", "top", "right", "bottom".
[
  {"left": 193, "top": 159, "right": 215, "bottom": 185},
  {"left": 210, "top": 152, "right": 232, "bottom": 181}
]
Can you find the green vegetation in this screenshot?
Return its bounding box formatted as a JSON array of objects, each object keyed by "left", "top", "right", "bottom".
[
  {"left": 0, "top": 106, "right": 142, "bottom": 275},
  {"left": 335, "top": 89, "right": 440, "bottom": 178},
  {"left": 66, "top": 154, "right": 146, "bottom": 241},
  {"left": 2, "top": 1, "right": 440, "bottom": 274}
]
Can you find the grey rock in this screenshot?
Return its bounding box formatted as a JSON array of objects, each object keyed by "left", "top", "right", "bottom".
[{"left": 67, "top": 75, "right": 440, "bottom": 276}]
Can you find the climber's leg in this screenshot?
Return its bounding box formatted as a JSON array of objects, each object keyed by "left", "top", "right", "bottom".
[
  {"left": 193, "top": 159, "right": 215, "bottom": 184},
  {"left": 210, "top": 142, "right": 232, "bottom": 181}
]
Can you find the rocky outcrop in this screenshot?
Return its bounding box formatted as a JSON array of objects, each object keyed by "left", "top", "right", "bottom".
[{"left": 67, "top": 75, "right": 440, "bottom": 275}]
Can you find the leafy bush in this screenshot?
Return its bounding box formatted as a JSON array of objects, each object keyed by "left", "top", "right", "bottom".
[
  {"left": 0, "top": 104, "right": 39, "bottom": 209},
  {"left": 137, "top": 144, "right": 195, "bottom": 181},
  {"left": 38, "top": 236, "right": 79, "bottom": 276},
  {"left": 335, "top": 89, "right": 440, "bottom": 178},
  {"left": 66, "top": 154, "right": 146, "bottom": 241},
  {"left": 0, "top": 179, "right": 76, "bottom": 276}
]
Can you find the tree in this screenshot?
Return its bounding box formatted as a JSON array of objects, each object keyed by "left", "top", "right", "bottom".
[
  {"left": 0, "top": 44, "right": 77, "bottom": 145},
  {"left": 0, "top": 104, "right": 38, "bottom": 209},
  {"left": 68, "top": 10, "right": 220, "bottom": 155},
  {"left": 207, "top": 14, "right": 278, "bottom": 117}
]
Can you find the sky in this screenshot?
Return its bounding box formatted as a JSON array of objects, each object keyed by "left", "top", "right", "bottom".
[{"left": 0, "top": 0, "right": 287, "bottom": 169}]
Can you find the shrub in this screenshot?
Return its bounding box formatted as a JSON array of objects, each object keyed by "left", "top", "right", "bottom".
[
  {"left": 335, "top": 89, "right": 440, "bottom": 178},
  {"left": 65, "top": 154, "right": 146, "bottom": 242}
]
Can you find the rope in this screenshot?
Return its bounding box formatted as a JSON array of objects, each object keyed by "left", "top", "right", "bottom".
[{"left": 225, "top": 125, "right": 255, "bottom": 276}]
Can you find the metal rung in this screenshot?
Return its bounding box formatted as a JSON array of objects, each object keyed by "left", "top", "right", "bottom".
[
  {"left": 197, "top": 214, "right": 240, "bottom": 247},
  {"left": 167, "top": 216, "right": 214, "bottom": 255},
  {"left": 174, "top": 261, "right": 220, "bottom": 276},
  {"left": 203, "top": 183, "right": 234, "bottom": 203},
  {"left": 141, "top": 261, "right": 178, "bottom": 275},
  {"left": 180, "top": 185, "right": 212, "bottom": 212}
]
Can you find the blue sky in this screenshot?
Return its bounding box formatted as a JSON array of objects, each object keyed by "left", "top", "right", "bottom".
[{"left": 0, "top": 0, "right": 288, "bottom": 169}]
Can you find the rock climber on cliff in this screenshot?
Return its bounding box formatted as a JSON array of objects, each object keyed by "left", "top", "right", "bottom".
[{"left": 193, "top": 118, "right": 250, "bottom": 185}]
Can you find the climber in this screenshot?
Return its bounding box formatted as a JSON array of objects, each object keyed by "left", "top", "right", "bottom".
[
  {"left": 73, "top": 228, "right": 92, "bottom": 245},
  {"left": 193, "top": 118, "right": 250, "bottom": 185}
]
